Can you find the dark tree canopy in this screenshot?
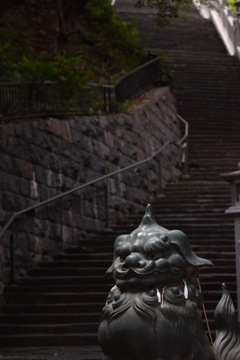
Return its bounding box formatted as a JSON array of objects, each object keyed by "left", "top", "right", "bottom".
[
  {"left": 0, "top": 0, "right": 196, "bottom": 27},
  {"left": 0, "top": 0, "right": 148, "bottom": 82}
]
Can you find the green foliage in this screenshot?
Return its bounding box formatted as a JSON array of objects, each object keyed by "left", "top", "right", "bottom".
[
  {"left": 0, "top": 42, "right": 90, "bottom": 103},
  {"left": 0, "top": 29, "right": 29, "bottom": 80},
  {"left": 0, "top": 1, "right": 147, "bottom": 85},
  {"left": 153, "top": 51, "right": 178, "bottom": 87},
  {"left": 0, "top": 47, "right": 89, "bottom": 84},
  {"left": 226, "top": 0, "right": 237, "bottom": 15},
  {"left": 19, "top": 54, "right": 89, "bottom": 86},
  {"left": 0, "top": 0, "right": 146, "bottom": 86},
  {"left": 0, "top": 44, "right": 18, "bottom": 80},
  {"left": 0, "top": 45, "right": 91, "bottom": 116},
  {"left": 135, "top": 0, "right": 192, "bottom": 26},
  {"left": 84, "top": 0, "right": 147, "bottom": 78},
  {"left": 85, "top": 0, "right": 115, "bottom": 19},
  {"left": 0, "top": 0, "right": 173, "bottom": 118},
  {"left": 0, "top": 29, "right": 28, "bottom": 61}
]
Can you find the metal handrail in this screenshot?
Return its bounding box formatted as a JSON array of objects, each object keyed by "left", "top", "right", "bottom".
[
  {"left": 0, "top": 55, "right": 160, "bottom": 121},
  {"left": 177, "top": 114, "right": 189, "bottom": 173},
  {"left": 177, "top": 114, "right": 188, "bottom": 144},
  {"left": 0, "top": 114, "right": 188, "bottom": 282}
]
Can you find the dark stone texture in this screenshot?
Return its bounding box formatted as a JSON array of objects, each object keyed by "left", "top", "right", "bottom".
[{"left": 0, "top": 87, "right": 183, "bottom": 285}]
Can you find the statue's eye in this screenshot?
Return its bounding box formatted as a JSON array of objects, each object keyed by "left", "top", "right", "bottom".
[
  {"left": 146, "top": 252, "right": 163, "bottom": 260},
  {"left": 147, "top": 253, "right": 157, "bottom": 260},
  {"left": 117, "top": 253, "right": 128, "bottom": 262},
  {"left": 170, "top": 267, "right": 181, "bottom": 274}
]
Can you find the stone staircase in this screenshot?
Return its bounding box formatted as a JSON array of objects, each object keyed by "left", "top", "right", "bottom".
[
  {"left": 1, "top": 2, "right": 240, "bottom": 348},
  {"left": 0, "top": 245, "right": 115, "bottom": 347}
]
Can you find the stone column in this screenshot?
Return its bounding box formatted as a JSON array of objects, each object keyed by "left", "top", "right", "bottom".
[{"left": 221, "top": 163, "right": 240, "bottom": 321}]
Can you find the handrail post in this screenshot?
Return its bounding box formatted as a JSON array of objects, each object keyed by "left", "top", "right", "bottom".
[
  {"left": 103, "top": 86, "right": 108, "bottom": 113},
  {"left": 158, "top": 155, "right": 162, "bottom": 193},
  {"left": 10, "top": 222, "right": 15, "bottom": 284},
  {"left": 182, "top": 140, "right": 189, "bottom": 174},
  {"left": 185, "top": 137, "right": 189, "bottom": 173},
  {"left": 147, "top": 161, "right": 150, "bottom": 203},
  {"left": 104, "top": 179, "right": 109, "bottom": 228},
  {"left": 60, "top": 197, "right": 63, "bottom": 251},
  {"left": 169, "top": 142, "right": 173, "bottom": 181}
]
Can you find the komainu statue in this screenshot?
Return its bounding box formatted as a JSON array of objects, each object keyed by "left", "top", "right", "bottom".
[{"left": 98, "top": 204, "right": 240, "bottom": 360}]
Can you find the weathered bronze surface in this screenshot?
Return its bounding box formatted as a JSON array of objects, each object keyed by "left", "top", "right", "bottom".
[
  {"left": 214, "top": 283, "right": 240, "bottom": 360},
  {"left": 98, "top": 204, "right": 216, "bottom": 360},
  {"left": 98, "top": 204, "right": 240, "bottom": 360}
]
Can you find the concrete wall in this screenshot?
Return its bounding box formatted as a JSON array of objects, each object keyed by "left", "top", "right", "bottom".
[{"left": 0, "top": 86, "right": 183, "bottom": 286}]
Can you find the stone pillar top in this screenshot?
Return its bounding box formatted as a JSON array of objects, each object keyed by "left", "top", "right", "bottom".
[
  {"left": 221, "top": 163, "right": 240, "bottom": 213},
  {"left": 221, "top": 162, "right": 240, "bottom": 183}
]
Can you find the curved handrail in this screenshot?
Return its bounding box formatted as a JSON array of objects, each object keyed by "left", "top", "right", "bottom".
[
  {"left": 0, "top": 114, "right": 188, "bottom": 283},
  {"left": 0, "top": 114, "right": 188, "bottom": 241},
  {"left": 177, "top": 114, "right": 188, "bottom": 144}
]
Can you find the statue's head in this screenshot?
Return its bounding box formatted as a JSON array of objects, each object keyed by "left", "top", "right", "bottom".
[{"left": 109, "top": 204, "right": 213, "bottom": 291}]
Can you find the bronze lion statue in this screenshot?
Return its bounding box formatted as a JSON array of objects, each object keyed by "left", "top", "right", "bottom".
[{"left": 98, "top": 204, "right": 240, "bottom": 360}]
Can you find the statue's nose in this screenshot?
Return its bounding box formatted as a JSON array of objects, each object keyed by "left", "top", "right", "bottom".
[{"left": 123, "top": 253, "right": 146, "bottom": 269}]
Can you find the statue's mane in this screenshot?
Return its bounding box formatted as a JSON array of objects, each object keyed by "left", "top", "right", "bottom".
[
  {"left": 101, "top": 271, "right": 203, "bottom": 331},
  {"left": 101, "top": 287, "right": 159, "bottom": 327}
]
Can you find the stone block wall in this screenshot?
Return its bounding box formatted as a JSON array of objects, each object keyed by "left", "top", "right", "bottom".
[{"left": 0, "top": 86, "right": 184, "bottom": 287}]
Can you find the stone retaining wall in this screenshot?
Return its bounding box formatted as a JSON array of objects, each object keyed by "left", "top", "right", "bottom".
[{"left": 0, "top": 86, "right": 183, "bottom": 286}]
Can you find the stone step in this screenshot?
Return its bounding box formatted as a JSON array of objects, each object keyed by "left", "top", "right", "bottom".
[
  {"left": 0, "top": 333, "right": 98, "bottom": 348},
  {"left": 202, "top": 290, "right": 237, "bottom": 302},
  {"left": 0, "top": 313, "right": 100, "bottom": 324},
  {"left": 159, "top": 193, "right": 230, "bottom": 199},
  {"left": 4, "top": 283, "right": 111, "bottom": 294},
  {"left": 153, "top": 194, "right": 230, "bottom": 200},
  {"left": 38, "top": 259, "right": 111, "bottom": 268},
  {"left": 164, "top": 184, "right": 229, "bottom": 190},
  {"left": 189, "top": 148, "right": 239, "bottom": 154},
  {"left": 0, "top": 303, "right": 107, "bottom": 315},
  {"left": 192, "top": 248, "right": 235, "bottom": 254},
  {"left": 197, "top": 273, "right": 237, "bottom": 281},
  {"left": 27, "top": 267, "right": 109, "bottom": 277},
  {"left": 0, "top": 322, "right": 99, "bottom": 335},
  {"left": 111, "top": 225, "right": 234, "bottom": 235},
  {"left": 130, "top": 211, "right": 229, "bottom": 218},
  {"left": 15, "top": 276, "right": 113, "bottom": 286},
  {"left": 200, "top": 281, "right": 236, "bottom": 291},
  {"left": 3, "top": 292, "right": 107, "bottom": 305},
  {"left": 151, "top": 209, "right": 229, "bottom": 216},
  {"left": 116, "top": 213, "right": 231, "bottom": 221},
  {"left": 53, "top": 252, "right": 113, "bottom": 261},
  {"left": 156, "top": 217, "right": 232, "bottom": 224}
]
